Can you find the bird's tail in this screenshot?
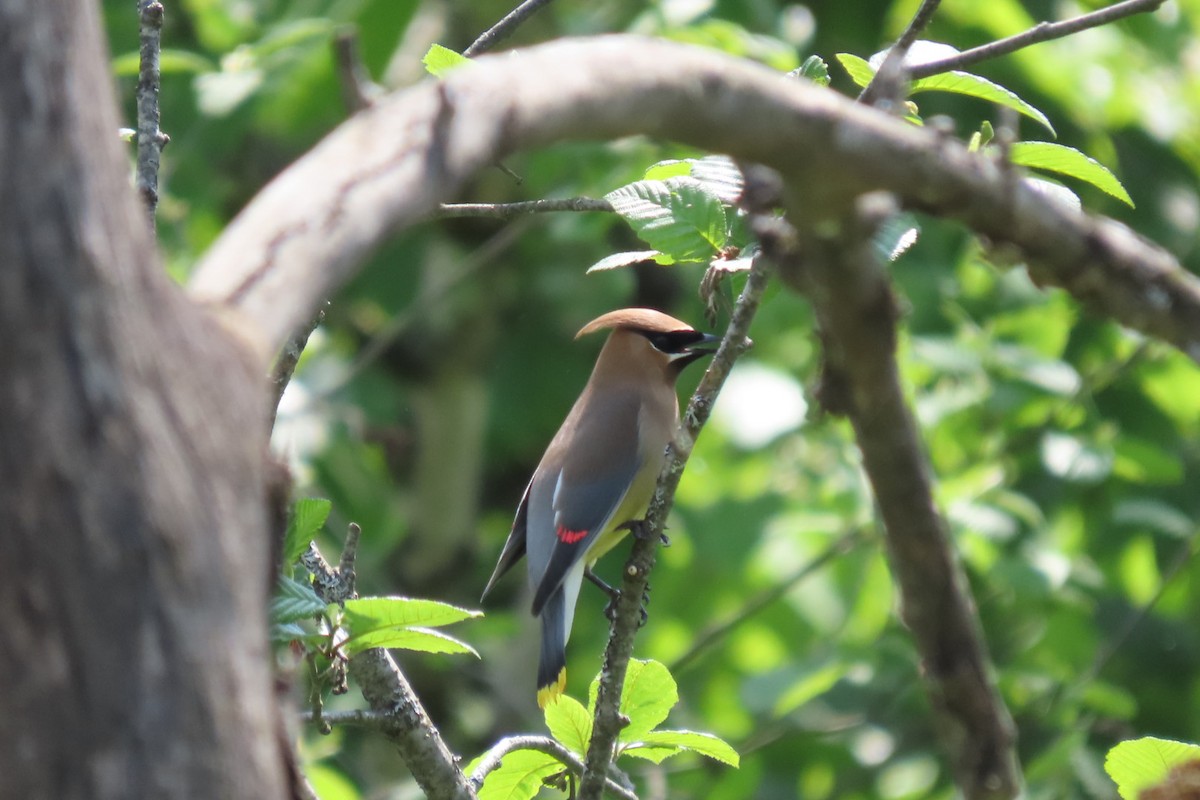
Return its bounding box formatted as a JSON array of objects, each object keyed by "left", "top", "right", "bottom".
[{"left": 537, "top": 587, "right": 569, "bottom": 708}]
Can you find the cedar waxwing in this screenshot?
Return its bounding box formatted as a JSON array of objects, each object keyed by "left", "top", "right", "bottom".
[{"left": 482, "top": 308, "right": 719, "bottom": 707}]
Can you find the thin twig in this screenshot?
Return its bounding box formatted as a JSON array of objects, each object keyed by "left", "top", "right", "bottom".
[
  {"left": 333, "top": 28, "right": 380, "bottom": 113},
  {"left": 463, "top": 0, "right": 557, "bottom": 57},
  {"left": 135, "top": 0, "right": 168, "bottom": 226},
  {"left": 859, "top": 0, "right": 943, "bottom": 106},
  {"left": 300, "top": 708, "right": 393, "bottom": 730},
  {"left": 909, "top": 0, "right": 1166, "bottom": 80},
  {"left": 337, "top": 522, "right": 362, "bottom": 584},
  {"left": 469, "top": 735, "right": 637, "bottom": 800},
  {"left": 670, "top": 528, "right": 867, "bottom": 674},
  {"left": 577, "top": 250, "right": 771, "bottom": 800},
  {"left": 270, "top": 307, "right": 325, "bottom": 429},
  {"left": 437, "top": 197, "right": 612, "bottom": 218}
]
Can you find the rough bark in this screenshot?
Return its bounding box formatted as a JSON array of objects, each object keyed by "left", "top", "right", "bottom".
[{"left": 0, "top": 1, "right": 286, "bottom": 798}]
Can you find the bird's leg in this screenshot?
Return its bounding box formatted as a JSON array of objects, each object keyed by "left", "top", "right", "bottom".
[
  {"left": 619, "top": 518, "right": 670, "bottom": 547},
  {"left": 585, "top": 566, "right": 650, "bottom": 627}
]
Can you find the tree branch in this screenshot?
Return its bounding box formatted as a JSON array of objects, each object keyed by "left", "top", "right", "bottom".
[
  {"left": 909, "top": 0, "right": 1166, "bottom": 80},
  {"left": 577, "top": 250, "right": 769, "bottom": 799},
  {"left": 135, "top": 0, "right": 168, "bottom": 225},
  {"left": 186, "top": 37, "right": 1200, "bottom": 370},
  {"left": 463, "top": 0, "right": 557, "bottom": 57},
  {"left": 303, "top": 537, "right": 474, "bottom": 800},
  {"left": 333, "top": 28, "right": 380, "bottom": 113},
  {"left": 783, "top": 192, "right": 1021, "bottom": 800},
  {"left": 859, "top": 0, "right": 942, "bottom": 106},
  {"left": 437, "top": 197, "right": 612, "bottom": 218}
]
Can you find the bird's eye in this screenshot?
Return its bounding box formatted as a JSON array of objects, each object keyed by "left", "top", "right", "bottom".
[{"left": 642, "top": 330, "right": 702, "bottom": 353}]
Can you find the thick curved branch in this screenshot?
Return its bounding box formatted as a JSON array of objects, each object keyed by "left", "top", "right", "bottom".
[
  {"left": 187, "top": 36, "right": 1200, "bottom": 369},
  {"left": 783, "top": 193, "right": 1021, "bottom": 800}
]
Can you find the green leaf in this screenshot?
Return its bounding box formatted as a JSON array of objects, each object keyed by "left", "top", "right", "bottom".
[
  {"left": 339, "top": 597, "right": 480, "bottom": 656},
  {"left": 1105, "top": 737, "right": 1200, "bottom": 800},
  {"left": 269, "top": 622, "right": 308, "bottom": 644},
  {"left": 628, "top": 730, "right": 740, "bottom": 767},
  {"left": 471, "top": 748, "right": 563, "bottom": 800},
  {"left": 341, "top": 626, "right": 479, "bottom": 657},
  {"left": 1009, "top": 142, "right": 1134, "bottom": 206},
  {"left": 643, "top": 160, "right": 692, "bottom": 181},
  {"left": 689, "top": 156, "right": 744, "bottom": 204},
  {"left": 544, "top": 694, "right": 592, "bottom": 755},
  {"left": 1112, "top": 440, "right": 1186, "bottom": 486},
  {"left": 271, "top": 576, "right": 326, "bottom": 624},
  {"left": 616, "top": 659, "right": 678, "bottom": 742},
  {"left": 793, "top": 54, "right": 830, "bottom": 86},
  {"left": 604, "top": 177, "right": 727, "bottom": 263},
  {"left": 586, "top": 250, "right": 663, "bottom": 273},
  {"left": 282, "top": 497, "right": 332, "bottom": 569},
  {"left": 835, "top": 53, "right": 875, "bottom": 89},
  {"left": 422, "top": 43, "right": 471, "bottom": 77},
  {"left": 910, "top": 72, "right": 1055, "bottom": 136},
  {"left": 342, "top": 597, "right": 482, "bottom": 633}
]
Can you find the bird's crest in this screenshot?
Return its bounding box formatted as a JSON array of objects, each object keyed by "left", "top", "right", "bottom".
[{"left": 575, "top": 307, "right": 694, "bottom": 339}]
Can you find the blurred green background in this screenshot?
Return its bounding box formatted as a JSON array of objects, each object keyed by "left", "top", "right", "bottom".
[{"left": 103, "top": 0, "right": 1200, "bottom": 797}]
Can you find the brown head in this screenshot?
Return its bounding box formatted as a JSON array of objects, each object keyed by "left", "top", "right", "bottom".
[{"left": 576, "top": 307, "right": 718, "bottom": 382}]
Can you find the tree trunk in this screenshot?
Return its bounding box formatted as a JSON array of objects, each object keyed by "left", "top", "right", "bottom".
[{"left": 0, "top": 1, "right": 286, "bottom": 797}]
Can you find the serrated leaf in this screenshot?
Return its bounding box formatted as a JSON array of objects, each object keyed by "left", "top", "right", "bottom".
[
  {"left": 422, "top": 43, "right": 470, "bottom": 77},
  {"left": 620, "top": 743, "right": 682, "bottom": 764},
  {"left": 271, "top": 576, "right": 326, "bottom": 624},
  {"left": 689, "top": 156, "right": 744, "bottom": 204},
  {"left": 586, "top": 250, "right": 664, "bottom": 273},
  {"left": 544, "top": 694, "right": 592, "bottom": 755},
  {"left": 471, "top": 748, "right": 563, "bottom": 800},
  {"left": 873, "top": 213, "right": 920, "bottom": 263},
  {"left": 835, "top": 53, "right": 875, "bottom": 89},
  {"left": 341, "top": 626, "right": 479, "bottom": 657},
  {"left": 269, "top": 622, "right": 308, "bottom": 643},
  {"left": 1105, "top": 737, "right": 1200, "bottom": 800},
  {"left": 1009, "top": 142, "right": 1134, "bottom": 206},
  {"left": 910, "top": 72, "right": 1055, "bottom": 135},
  {"left": 629, "top": 730, "right": 740, "bottom": 767},
  {"left": 617, "top": 660, "right": 678, "bottom": 742},
  {"left": 604, "top": 177, "right": 727, "bottom": 263},
  {"left": 282, "top": 498, "right": 331, "bottom": 568},
  {"left": 793, "top": 54, "right": 830, "bottom": 86},
  {"left": 342, "top": 597, "right": 482, "bottom": 634}
]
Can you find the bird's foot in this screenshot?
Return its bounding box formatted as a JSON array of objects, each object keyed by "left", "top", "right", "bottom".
[
  {"left": 620, "top": 518, "right": 670, "bottom": 547},
  {"left": 587, "top": 566, "right": 651, "bottom": 626}
]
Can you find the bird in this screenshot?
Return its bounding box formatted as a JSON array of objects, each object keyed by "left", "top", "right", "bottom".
[{"left": 482, "top": 307, "right": 719, "bottom": 707}]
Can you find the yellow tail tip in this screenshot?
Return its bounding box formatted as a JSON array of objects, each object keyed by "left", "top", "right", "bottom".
[{"left": 536, "top": 667, "right": 568, "bottom": 709}]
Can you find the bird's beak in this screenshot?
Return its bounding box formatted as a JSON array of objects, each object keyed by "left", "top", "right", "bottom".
[
  {"left": 688, "top": 332, "right": 723, "bottom": 355},
  {"left": 670, "top": 332, "right": 723, "bottom": 369}
]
